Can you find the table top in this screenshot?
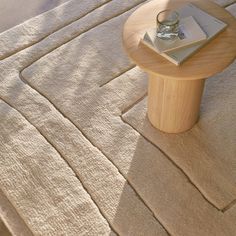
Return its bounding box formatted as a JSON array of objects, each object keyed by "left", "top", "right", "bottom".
[{"left": 123, "top": 0, "right": 236, "bottom": 80}]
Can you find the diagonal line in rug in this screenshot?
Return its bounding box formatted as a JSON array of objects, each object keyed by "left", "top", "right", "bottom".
[
  {"left": 21, "top": 4, "right": 236, "bottom": 210},
  {"left": 0, "top": 189, "right": 33, "bottom": 236},
  {"left": 0, "top": 0, "right": 112, "bottom": 60},
  {"left": 0, "top": 99, "right": 114, "bottom": 235},
  {"left": 18, "top": 3, "right": 236, "bottom": 235},
  {"left": 0, "top": 0, "right": 236, "bottom": 235}
]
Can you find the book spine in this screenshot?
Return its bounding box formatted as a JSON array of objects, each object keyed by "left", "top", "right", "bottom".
[
  {"left": 162, "top": 38, "right": 207, "bottom": 53},
  {"left": 140, "top": 39, "right": 180, "bottom": 66},
  {"left": 160, "top": 53, "right": 180, "bottom": 65}
]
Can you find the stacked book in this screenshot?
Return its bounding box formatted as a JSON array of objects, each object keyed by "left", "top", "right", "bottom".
[{"left": 141, "top": 3, "right": 227, "bottom": 65}]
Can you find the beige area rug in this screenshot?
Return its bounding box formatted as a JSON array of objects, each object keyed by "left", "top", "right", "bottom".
[
  {"left": 0, "top": 0, "right": 235, "bottom": 235},
  {"left": 0, "top": 0, "right": 69, "bottom": 34}
]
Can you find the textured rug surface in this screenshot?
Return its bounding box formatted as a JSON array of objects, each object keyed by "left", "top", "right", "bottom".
[
  {"left": 0, "top": 0, "right": 69, "bottom": 33},
  {"left": 0, "top": 0, "right": 236, "bottom": 235}
]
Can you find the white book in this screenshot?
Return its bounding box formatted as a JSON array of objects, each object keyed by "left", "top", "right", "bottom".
[
  {"left": 145, "top": 16, "right": 207, "bottom": 53},
  {"left": 141, "top": 3, "right": 228, "bottom": 66}
]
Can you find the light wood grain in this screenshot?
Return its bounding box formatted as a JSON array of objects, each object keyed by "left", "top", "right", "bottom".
[
  {"left": 123, "top": 0, "right": 236, "bottom": 80},
  {"left": 148, "top": 74, "right": 205, "bottom": 133},
  {"left": 123, "top": 0, "right": 236, "bottom": 133}
]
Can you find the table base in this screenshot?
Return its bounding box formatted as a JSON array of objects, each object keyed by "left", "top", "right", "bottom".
[{"left": 148, "top": 74, "right": 205, "bottom": 133}]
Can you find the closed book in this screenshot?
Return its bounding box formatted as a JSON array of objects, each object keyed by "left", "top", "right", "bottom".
[
  {"left": 140, "top": 3, "right": 228, "bottom": 66},
  {"left": 146, "top": 16, "right": 207, "bottom": 53}
]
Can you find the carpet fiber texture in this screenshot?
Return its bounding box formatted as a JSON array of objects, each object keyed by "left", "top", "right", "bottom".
[{"left": 0, "top": 0, "right": 236, "bottom": 235}]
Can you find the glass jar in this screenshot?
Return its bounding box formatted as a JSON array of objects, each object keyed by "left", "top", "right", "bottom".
[{"left": 156, "top": 10, "right": 180, "bottom": 40}]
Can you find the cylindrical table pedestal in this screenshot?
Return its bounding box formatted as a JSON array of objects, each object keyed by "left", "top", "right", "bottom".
[{"left": 147, "top": 74, "right": 205, "bottom": 133}]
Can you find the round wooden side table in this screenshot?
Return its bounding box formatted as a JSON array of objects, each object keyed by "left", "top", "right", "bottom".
[{"left": 123, "top": 0, "right": 236, "bottom": 133}]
